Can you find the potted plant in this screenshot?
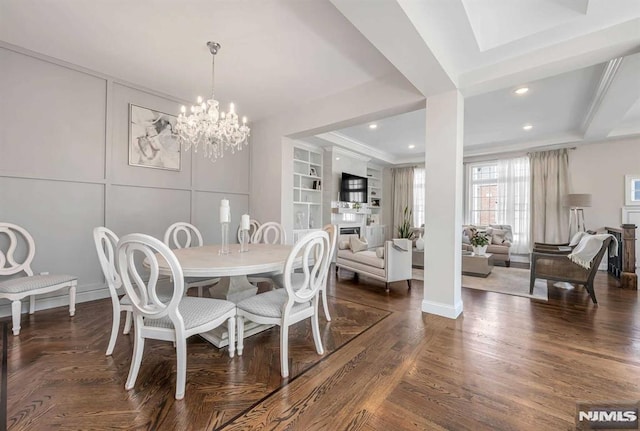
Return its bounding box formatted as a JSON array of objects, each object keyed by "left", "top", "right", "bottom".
[
  {"left": 396, "top": 206, "right": 415, "bottom": 239},
  {"left": 469, "top": 227, "right": 489, "bottom": 256}
]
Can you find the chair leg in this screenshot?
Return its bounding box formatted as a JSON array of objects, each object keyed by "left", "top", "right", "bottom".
[
  {"left": 123, "top": 311, "right": 132, "bottom": 335},
  {"left": 385, "top": 282, "right": 390, "bottom": 293},
  {"left": 29, "top": 295, "right": 36, "bottom": 314},
  {"left": 175, "top": 337, "right": 187, "bottom": 400},
  {"left": 321, "top": 288, "right": 331, "bottom": 321},
  {"left": 11, "top": 300, "right": 21, "bottom": 336},
  {"left": 236, "top": 316, "right": 244, "bottom": 356},
  {"left": 125, "top": 320, "right": 145, "bottom": 391},
  {"left": 106, "top": 305, "right": 120, "bottom": 356},
  {"left": 407, "top": 280, "right": 412, "bottom": 291},
  {"left": 69, "top": 284, "right": 76, "bottom": 317},
  {"left": 586, "top": 282, "right": 598, "bottom": 304},
  {"left": 311, "top": 312, "right": 324, "bottom": 355},
  {"left": 280, "top": 324, "right": 289, "bottom": 378},
  {"left": 529, "top": 274, "right": 536, "bottom": 294},
  {"left": 227, "top": 316, "right": 235, "bottom": 358}
]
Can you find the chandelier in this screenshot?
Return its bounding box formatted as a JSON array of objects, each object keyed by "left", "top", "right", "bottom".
[{"left": 175, "top": 41, "right": 250, "bottom": 161}]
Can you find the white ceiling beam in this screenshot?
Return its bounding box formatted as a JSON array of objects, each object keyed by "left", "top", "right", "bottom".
[
  {"left": 583, "top": 51, "right": 640, "bottom": 140},
  {"left": 459, "top": 18, "right": 640, "bottom": 97},
  {"left": 330, "top": 0, "right": 456, "bottom": 97},
  {"left": 316, "top": 132, "right": 396, "bottom": 165}
]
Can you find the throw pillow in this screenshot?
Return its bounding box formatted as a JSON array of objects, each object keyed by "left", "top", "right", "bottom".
[
  {"left": 350, "top": 236, "right": 369, "bottom": 253},
  {"left": 338, "top": 239, "right": 350, "bottom": 250},
  {"left": 375, "top": 247, "right": 384, "bottom": 258},
  {"left": 491, "top": 228, "right": 507, "bottom": 245}
]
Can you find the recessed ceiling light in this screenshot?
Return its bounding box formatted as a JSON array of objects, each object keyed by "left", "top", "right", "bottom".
[
  {"left": 335, "top": 157, "right": 340, "bottom": 160},
  {"left": 523, "top": 123, "right": 533, "bottom": 131},
  {"left": 408, "top": 144, "right": 415, "bottom": 149},
  {"left": 368, "top": 123, "right": 378, "bottom": 129},
  {"left": 514, "top": 87, "right": 529, "bottom": 95}
]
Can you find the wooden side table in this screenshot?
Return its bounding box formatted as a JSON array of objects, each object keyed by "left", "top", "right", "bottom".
[{"left": 462, "top": 253, "right": 493, "bottom": 277}]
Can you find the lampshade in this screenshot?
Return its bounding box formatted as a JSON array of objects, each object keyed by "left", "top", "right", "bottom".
[{"left": 566, "top": 193, "right": 592, "bottom": 208}]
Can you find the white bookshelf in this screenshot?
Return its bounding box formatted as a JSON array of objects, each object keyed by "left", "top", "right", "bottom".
[
  {"left": 293, "top": 145, "right": 323, "bottom": 242},
  {"left": 367, "top": 165, "right": 382, "bottom": 216}
]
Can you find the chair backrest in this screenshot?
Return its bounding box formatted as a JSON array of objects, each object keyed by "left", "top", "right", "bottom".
[
  {"left": 252, "top": 222, "right": 286, "bottom": 245},
  {"left": 236, "top": 219, "right": 261, "bottom": 243},
  {"left": 164, "top": 222, "right": 204, "bottom": 249},
  {"left": 282, "top": 230, "right": 330, "bottom": 307},
  {"left": 0, "top": 222, "right": 35, "bottom": 277},
  {"left": 93, "top": 227, "right": 122, "bottom": 293},
  {"left": 117, "top": 233, "right": 184, "bottom": 324},
  {"left": 585, "top": 236, "right": 613, "bottom": 281},
  {"left": 322, "top": 224, "right": 337, "bottom": 261}
]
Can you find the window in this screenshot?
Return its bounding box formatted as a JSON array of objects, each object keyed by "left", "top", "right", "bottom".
[
  {"left": 413, "top": 167, "right": 425, "bottom": 227},
  {"left": 468, "top": 163, "right": 498, "bottom": 226},
  {"left": 467, "top": 158, "right": 530, "bottom": 254}
]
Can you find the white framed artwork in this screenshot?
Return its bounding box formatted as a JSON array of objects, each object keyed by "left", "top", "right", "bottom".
[
  {"left": 129, "top": 104, "right": 181, "bottom": 171},
  {"left": 625, "top": 174, "right": 640, "bottom": 206}
]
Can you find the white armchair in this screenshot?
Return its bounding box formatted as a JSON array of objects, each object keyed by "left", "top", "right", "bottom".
[{"left": 336, "top": 238, "right": 412, "bottom": 293}]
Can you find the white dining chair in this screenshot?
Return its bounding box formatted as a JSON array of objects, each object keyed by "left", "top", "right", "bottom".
[
  {"left": 117, "top": 233, "right": 237, "bottom": 400},
  {"left": 0, "top": 222, "right": 77, "bottom": 335},
  {"left": 247, "top": 221, "right": 287, "bottom": 288},
  {"left": 93, "top": 227, "right": 174, "bottom": 355},
  {"left": 163, "top": 222, "right": 220, "bottom": 296},
  {"left": 93, "top": 227, "right": 132, "bottom": 355},
  {"left": 251, "top": 221, "right": 286, "bottom": 245},
  {"left": 236, "top": 230, "right": 330, "bottom": 378},
  {"left": 271, "top": 224, "right": 336, "bottom": 321}
]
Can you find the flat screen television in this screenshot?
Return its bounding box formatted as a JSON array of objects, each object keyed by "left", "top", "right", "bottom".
[{"left": 340, "top": 172, "right": 368, "bottom": 203}]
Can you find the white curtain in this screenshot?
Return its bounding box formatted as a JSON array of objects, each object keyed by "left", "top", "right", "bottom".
[
  {"left": 496, "top": 157, "right": 530, "bottom": 254},
  {"left": 392, "top": 167, "right": 414, "bottom": 237},
  {"left": 413, "top": 167, "right": 425, "bottom": 227},
  {"left": 530, "top": 149, "right": 570, "bottom": 244}
]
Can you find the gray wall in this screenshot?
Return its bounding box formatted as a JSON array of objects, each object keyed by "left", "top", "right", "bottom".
[{"left": 0, "top": 44, "right": 250, "bottom": 316}]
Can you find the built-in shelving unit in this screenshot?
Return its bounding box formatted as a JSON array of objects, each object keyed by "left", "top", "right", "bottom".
[
  {"left": 293, "top": 145, "right": 323, "bottom": 243},
  {"left": 367, "top": 165, "right": 382, "bottom": 216}
]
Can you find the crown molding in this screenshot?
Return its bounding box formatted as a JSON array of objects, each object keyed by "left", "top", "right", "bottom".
[{"left": 581, "top": 57, "right": 624, "bottom": 133}]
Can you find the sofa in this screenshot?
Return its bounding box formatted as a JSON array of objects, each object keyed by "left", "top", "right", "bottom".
[
  {"left": 462, "top": 224, "right": 513, "bottom": 267},
  {"left": 335, "top": 235, "right": 413, "bottom": 292}
]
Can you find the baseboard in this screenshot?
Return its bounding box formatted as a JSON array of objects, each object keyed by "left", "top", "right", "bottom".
[
  {"left": 0, "top": 284, "right": 110, "bottom": 318},
  {"left": 421, "top": 299, "right": 463, "bottom": 319}
]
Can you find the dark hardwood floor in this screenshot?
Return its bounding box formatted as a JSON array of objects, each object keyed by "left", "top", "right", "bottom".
[{"left": 2, "top": 267, "right": 639, "bottom": 430}]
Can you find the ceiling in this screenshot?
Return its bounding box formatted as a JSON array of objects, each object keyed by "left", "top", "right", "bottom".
[{"left": 1, "top": 0, "right": 639, "bottom": 165}]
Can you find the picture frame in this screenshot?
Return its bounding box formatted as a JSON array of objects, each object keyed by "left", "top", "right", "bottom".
[
  {"left": 129, "top": 104, "right": 181, "bottom": 171},
  {"left": 309, "top": 167, "right": 318, "bottom": 177},
  {"left": 625, "top": 174, "right": 640, "bottom": 206}
]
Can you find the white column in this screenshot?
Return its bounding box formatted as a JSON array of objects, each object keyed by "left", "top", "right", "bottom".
[{"left": 422, "top": 90, "right": 464, "bottom": 319}]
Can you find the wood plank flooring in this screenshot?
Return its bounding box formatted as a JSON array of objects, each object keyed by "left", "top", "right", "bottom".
[{"left": 1, "top": 267, "right": 639, "bottom": 430}]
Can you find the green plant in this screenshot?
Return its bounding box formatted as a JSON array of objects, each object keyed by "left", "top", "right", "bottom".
[
  {"left": 469, "top": 228, "right": 489, "bottom": 247},
  {"left": 396, "top": 206, "right": 414, "bottom": 239}
]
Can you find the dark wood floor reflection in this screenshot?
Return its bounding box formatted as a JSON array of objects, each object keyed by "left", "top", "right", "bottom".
[{"left": 3, "top": 268, "right": 639, "bottom": 430}]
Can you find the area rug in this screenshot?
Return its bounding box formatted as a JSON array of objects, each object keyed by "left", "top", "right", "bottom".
[{"left": 412, "top": 266, "right": 548, "bottom": 300}]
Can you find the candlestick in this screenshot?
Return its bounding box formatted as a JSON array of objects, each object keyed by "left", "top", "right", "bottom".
[
  {"left": 219, "top": 222, "right": 230, "bottom": 255},
  {"left": 239, "top": 228, "right": 249, "bottom": 253}
]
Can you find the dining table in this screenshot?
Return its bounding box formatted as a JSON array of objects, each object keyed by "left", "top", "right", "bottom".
[{"left": 154, "top": 242, "right": 294, "bottom": 348}]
